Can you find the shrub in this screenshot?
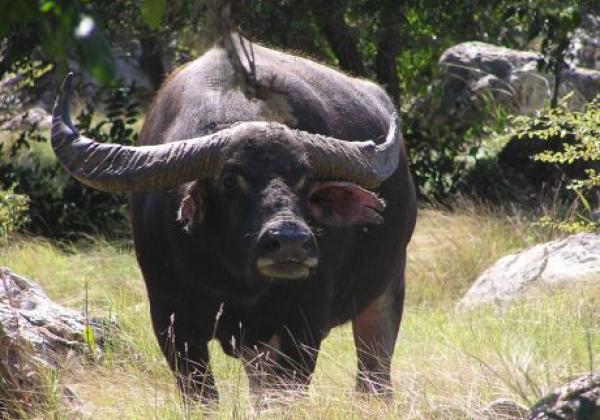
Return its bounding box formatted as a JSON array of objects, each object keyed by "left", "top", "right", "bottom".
[
  {"left": 404, "top": 88, "right": 510, "bottom": 200},
  {"left": 510, "top": 96, "right": 600, "bottom": 233},
  {"left": 0, "top": 185, "right": 29, "bottom": 239}
]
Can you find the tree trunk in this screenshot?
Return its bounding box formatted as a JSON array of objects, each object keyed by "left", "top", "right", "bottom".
[
  {"left": 315, "top": 1, "right": 367, "bottom": 77},
  {"left": 139, "top": 36, "right": 166, "bottom": 91},
  {"left": 550, "top": 37, "right": 570, "bottom": 108},
  {"left": 375, "top": 4, "right": 403, "bottom": 105}
]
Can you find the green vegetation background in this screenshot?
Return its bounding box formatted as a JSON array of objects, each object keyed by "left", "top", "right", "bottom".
[{"left": 1, "top": 0, "right": 598, "bottom": 238}]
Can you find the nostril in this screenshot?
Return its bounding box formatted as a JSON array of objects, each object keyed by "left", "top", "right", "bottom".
[
  {"left": 257, "top": 230, "right": 282, "bottom": 254},
  {"left": 266, "top": 238, "right": 281, "bottom": 252},
  {"left": 258, "top": 226, "right": 316, "bottom": 259}
]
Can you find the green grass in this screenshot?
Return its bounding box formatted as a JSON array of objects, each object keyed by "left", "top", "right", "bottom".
[{"left": 1, "top": 206, "right": 598, "bottom": 419}]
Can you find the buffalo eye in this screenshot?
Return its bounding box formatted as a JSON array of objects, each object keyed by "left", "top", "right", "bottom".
[
  {"left": 222, "top": 174, "right": 249, "bottom": 193},
  {"left": 223, "top": 174, "right": 238, "bottom": 192}
]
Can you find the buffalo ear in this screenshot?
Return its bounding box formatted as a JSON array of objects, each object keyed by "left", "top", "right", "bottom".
[
  {"left": 308, "top": 181, "right": 386, "bottom": 226},
  {"left": 177, "top": 182, "right": 206, "bottom": 231}
]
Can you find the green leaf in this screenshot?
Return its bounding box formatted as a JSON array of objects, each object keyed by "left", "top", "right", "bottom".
[
  {"left": 141, "top": 0, "right": 166, "bottom": 29},
  {"left": 39, "top": 1, "right": 56, "bottom": 13},
  {"left": 83, "top": 324, "right": 96, "bottom": 355}
]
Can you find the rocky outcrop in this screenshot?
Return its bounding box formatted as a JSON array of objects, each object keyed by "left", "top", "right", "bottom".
[
  {"left": 411, "top": 42, "right": 545, "bottom": 138},
  {"left": 558, "top": 67, "right": 600, "bottom": 110},
  {"left": 527, "top": 372, "right": 600, "bottom": 419},
  {"left": 438, "top": 42, "right": 548, "bottom": 116},
  {"left": 411, "top": 41, "right": 600, "bottom": 153},
  {"left": 0, "top": 267, "right": 103, "bottom": 358},
  {"left": 458, "top": 233, "right": 600, "bottom": 309},
  {"left": 566, "top": 15, "right": 600, "bottom": 70},
  {"left": 0, "top": 107, "right": 51, "bottom": 132},
  {"left": 436, "top": 42, "right": 599, "bottom": 115},
  {"left": 0, "top": 267, "right": 103, "bottom": 416}
]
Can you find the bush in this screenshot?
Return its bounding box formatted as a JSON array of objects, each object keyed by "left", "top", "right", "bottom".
[
  {"left": 0, "top": 185, "right": 29, "bottom": 239},
  {"left": 404, "top": 88, "right": 510, "bottom": 200},
  {"left": 510, "top": 96, "right": 600, "bottom": 233}
]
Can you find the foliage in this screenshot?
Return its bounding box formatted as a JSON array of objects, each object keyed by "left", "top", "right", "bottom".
[
  {"left": 0, "top": 0, "right": 115, "bottom": 85},
  {"left": 140, "top": 0, "right": 167, "bottom": 30},
  {"left": 402, "top": 111, "right": 471, "bottom": 198},
  {"left": 0, "top": 0, "right": 206, "bottom": 92},
  {"left": 511, "top": 96, "right": 600, "bottom": 232},
  {"left": 0, "top": 185, "right": 29, "bottom": 240},
  {"left": 0, "top": 83, "right": 140, "bottom": 239},
  {"left": 7, "top": 0, "right": 594, "bottom": 102},
  {"left": 404, "top": 89, "right": 513, "bottom": 199}
]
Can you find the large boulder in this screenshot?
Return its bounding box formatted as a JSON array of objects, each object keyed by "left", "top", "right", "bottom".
[
  {"left": 0, "top": 267, "right": 103, "bottom": 357},
  {"left": 558, "top": 67, "right": 600, "bottom": 110},
  {"left": 430, "top": 42, "right": 600, "bottom": 117},
  {"left": 411, "top": 42, "right": 547, "bottom": 137},
  {"left": 527, "top": 372, "right": 600, "bottom": 419},
  {"left": 458, "top": 233, "right": 600, "bottom": 309},
  {"left": 437, "top": 42, "right": 548, "bottom": 116},
  {"left": 0, "top": 267, "right": 103, "bottom": 415}
]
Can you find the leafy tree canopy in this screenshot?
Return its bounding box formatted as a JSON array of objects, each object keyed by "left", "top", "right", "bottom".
[{"left": 1, "top": 0, "right": 596, "bottom": 102}]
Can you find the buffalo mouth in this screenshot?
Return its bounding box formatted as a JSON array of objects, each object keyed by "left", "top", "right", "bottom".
[{"left": 256, "top": 257, "right": 318, "bottom": 280}]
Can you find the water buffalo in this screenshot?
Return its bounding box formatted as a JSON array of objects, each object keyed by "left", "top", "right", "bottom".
[{"left": 51, "top": 36, "right": 416, "bottom": 401}]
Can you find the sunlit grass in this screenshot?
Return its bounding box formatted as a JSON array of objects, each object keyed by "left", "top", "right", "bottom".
[
  {"left": 1, "top": 206, "right": 598, "bottom": 418},
  {"left": 2, "top": 236, "right": 141, "bottom": 314},
  {"left": 406, "top": 203, "right": 554, "bottom": 308}
]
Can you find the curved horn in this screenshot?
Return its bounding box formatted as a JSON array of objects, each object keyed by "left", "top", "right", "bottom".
[
  {"left": 51, "top": 73, "right": 228, "bottom": 192},
  {"left": 295, "top": 113, "right": 401, "bottom": 189}
]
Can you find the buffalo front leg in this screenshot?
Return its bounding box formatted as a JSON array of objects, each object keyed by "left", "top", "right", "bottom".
[
  {"left": 242, "top": 335, "right": 320, "bottom": 395},
  {"left": 351, "top": 277, "right": 405, "bottom": 397},
  {"left": 242, "top": 310, "right": 324, "bottom": 400},
  {"left": 149, "top": 299, "right": 218, "bottom": 402}
]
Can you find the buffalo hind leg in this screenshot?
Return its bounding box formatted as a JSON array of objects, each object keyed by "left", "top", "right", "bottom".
[
  {"left": 351, "top": 277, "right": 405, "bottom": 397},
  {"left": 150, "top": 300, "right": 218, "bottom": 402}
]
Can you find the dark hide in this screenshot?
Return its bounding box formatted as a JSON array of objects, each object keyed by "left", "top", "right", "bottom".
[{"left": 130, "top": 42, "right": 417, "bottom": 400}]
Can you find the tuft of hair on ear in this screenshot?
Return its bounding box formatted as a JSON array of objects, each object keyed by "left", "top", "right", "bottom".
[{"left": 177, "top": 182, "right": 205, "bottom": 233}]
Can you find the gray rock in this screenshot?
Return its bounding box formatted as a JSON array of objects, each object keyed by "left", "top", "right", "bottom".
[
  {"left": 436, "top": 42, "right": 549, "bottom": 116},
  {"left": 566, "top": 15, "right": 600, "bottom": 70},
  {"left": 458, "top": 233, "right": 600, "bottom": 309},
  {"left": 0, "top": 267, "right": 103, "bottom": 359},
  {"left": 0, "top": 106, "right": 52, "bottom": 131},
  {"left": 483, "top": 398, "right": 529, "bottom": 419},
  {"left": 0, "top": 267, "right": 104, "bottom": 415},
  {"left": 558, "top": 67, "right": 600, "bottom": 110},
  {"left": 527, "top": 372, "right": 600, "bottom": 419},
  {"left": 415, "top": 42, "right": 600, "bottom": 136}
]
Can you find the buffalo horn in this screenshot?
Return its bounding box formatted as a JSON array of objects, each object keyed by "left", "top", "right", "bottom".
[
  {"left": 295, "top": 113, "right": 401, "bottom": 189},
  {"left": 51, "top": 73, "right": 228, "bottom": 192}
]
